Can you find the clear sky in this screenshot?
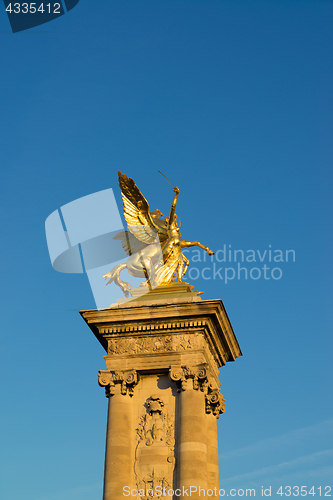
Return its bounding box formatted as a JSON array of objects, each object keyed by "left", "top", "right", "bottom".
[{"left": 0, "top": 1, "right": 332, "bottom": 499}]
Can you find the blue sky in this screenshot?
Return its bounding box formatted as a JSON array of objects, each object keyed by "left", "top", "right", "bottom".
[{"left": 0, "top": 1, "right": 332, "bottom": 499}]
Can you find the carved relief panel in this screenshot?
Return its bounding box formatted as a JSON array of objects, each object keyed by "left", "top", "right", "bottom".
[
  {"left": 134, "top": 395, "right": 175, "bottom": 500},
  {"left": 107, "top": 333, "right": 202, "bottom": 356}
]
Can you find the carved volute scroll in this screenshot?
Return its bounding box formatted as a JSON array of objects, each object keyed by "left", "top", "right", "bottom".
[
  {"left": 169, "top": 364, "right": 210, "bottom": 392},
  {"left": 205, "top": 388, "right": 226, "bottom": 418},
  {"left": 98, "top": 369, "right": 138, "bottom": 397},
  {"left": 169, "top": 364, "right": 226, "bottom": 418}
]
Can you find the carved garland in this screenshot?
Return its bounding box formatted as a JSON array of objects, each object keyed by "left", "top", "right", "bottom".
[
  {"left": 105, "top": 331, "right": 224, "bottom": 372},
  {"left": 107, "top": 333, "right": 201, "bottom": 356},
  {"left": 98, "top": 369, "right": 138, "bottom": 398}
]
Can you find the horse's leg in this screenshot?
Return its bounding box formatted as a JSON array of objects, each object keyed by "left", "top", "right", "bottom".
[
  {"left": 127, "top": 245, "right": 161, "bottom": 286},
  {"left": 103, "top": 263, "right": 132, "bottom": 298}
]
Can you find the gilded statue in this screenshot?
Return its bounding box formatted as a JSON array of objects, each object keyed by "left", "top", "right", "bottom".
[{"left": 103, "top": 171, "right": 214, "bottom": 297}]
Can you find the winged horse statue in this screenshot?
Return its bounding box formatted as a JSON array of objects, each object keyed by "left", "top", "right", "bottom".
[{"left": 103, "top": 171, "right": 214, "bottom": 297}]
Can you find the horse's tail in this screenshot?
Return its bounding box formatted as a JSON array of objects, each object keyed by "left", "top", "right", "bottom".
[{"left": 103, "top": 263, "right": 132, "bottom": 298}]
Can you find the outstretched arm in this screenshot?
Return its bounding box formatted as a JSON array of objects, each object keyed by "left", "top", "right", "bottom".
[
  {"left": 181, "top": 239, "right": 214, "bottom": 255},
  {"left": 168, "top": 186, "right": 179, "bottom": 227}
]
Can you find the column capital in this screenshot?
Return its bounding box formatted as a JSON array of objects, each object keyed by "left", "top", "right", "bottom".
[
  {"left": 98, "top": 369, "right": 138, "bottom": 398},
  {"left": 169, "top": 364, "right": 211, "bottom": 392},
  {"left": 205, "top": 388, "right": 226, "bottom": 418}
]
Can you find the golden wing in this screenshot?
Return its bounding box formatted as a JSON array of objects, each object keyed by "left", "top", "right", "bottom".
[
  {"left": 118, "top": 171, "right": 168, "bottom": 244},
  {"left": 113, "top": 230, "right": 148, "bottom": 256}
]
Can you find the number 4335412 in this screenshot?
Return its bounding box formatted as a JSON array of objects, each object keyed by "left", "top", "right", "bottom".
[
  {"left": 277, "top": 486, "right": 331, "bottom": 496},
  {"left": 6, "top": 3, "right": 61, "bottom": 14}
]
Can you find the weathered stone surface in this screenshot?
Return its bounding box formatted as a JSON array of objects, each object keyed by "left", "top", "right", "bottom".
[{"left": 80, "top": 296, "right": 242, "bottom": 499}]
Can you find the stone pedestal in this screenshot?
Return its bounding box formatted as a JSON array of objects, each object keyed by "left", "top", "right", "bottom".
[{"left": 80, "top": 292, "right": 241, "bottom": 500}]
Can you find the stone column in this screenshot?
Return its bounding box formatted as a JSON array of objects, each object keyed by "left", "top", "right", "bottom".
[
  {"left": 98, "top": 370, "right": 138, "bottom": 500},
  {"left": 171, "top": 365, "right": 209, "bottom": 499},
  {"left": 206, "top": 389, "right": 226, "bottom": 496},
  {"left": 178, "top": 386, "right": 208, "bottom": 498},
  {"left": 206, "top": 414, "right": 219, "bottom": 493}
]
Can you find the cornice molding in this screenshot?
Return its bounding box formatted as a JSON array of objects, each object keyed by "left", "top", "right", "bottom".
[
  {"left": 100, "top": 319, "right": 205, "bottom": 334},
  {"left": 80, "top": 298, "right": 242, "bottom": 367}
]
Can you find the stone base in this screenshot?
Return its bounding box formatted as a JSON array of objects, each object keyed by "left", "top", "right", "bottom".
[{"left": 117, "top": 282, "right": 203, "bottom": 305}]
